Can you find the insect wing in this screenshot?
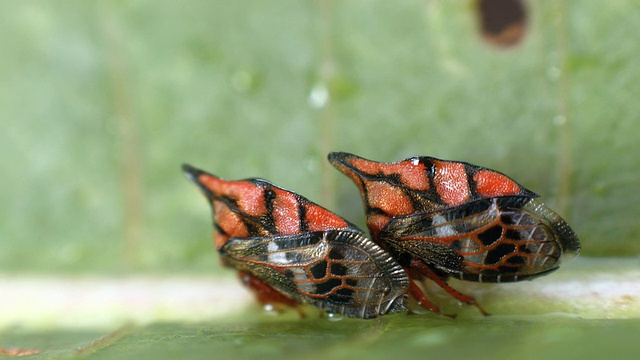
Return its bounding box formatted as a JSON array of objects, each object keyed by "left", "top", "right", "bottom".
[
  {"left": 221, "top": 229, "right": 409, "bottom": 319},
  {"left": 327, "top": 151, "right": 538, "bottom": 239},
  {"left": 382, "top": 197, "right": 579, "bottom": 282},
  {"left": 328, "top": 152, "right": 581, "bottom": 314},
  {"left": 383, "top": 198, "right": 503, "bottom": 240}
]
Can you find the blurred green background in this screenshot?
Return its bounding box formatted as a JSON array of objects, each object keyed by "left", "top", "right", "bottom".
[
  {"left": 3, "top": 0, "right": 639, "bottom": 275},
  {"left": 2, "top": 1, "right": 640, "bottom": 358}
]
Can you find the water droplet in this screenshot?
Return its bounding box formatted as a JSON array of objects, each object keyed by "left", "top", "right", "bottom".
[
  {"left": 308, "top": 83, "right": 329, "bottom": 108},
  {"left": 326, "top": 312, "right": 343, "bottom": 321},
  {"left": 263, "top": 304, "right": 275, "bottom": 312}
]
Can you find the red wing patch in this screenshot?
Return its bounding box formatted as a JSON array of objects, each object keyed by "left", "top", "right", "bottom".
[
  {"left": 431, "top": 160, "right": 471, "bottom": 206},
  {"left": 348, "top": 156, "right": 431, "bottom": 191},
  {"left": 271, "top": 187, "right": 302, "bottom": 235},
  {"left": 303, "top": 203, "right": 349, "bottom": 232},
  {"left": 197, "top": 173, "right": 268, "bottom": 218},
  {"left": 473, "top": 169, "right": 523, "bottom": 198}
]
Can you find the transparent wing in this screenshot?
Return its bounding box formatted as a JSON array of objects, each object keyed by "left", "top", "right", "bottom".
[
  {"left": 221, "top": 229, "right": 409, "bottom": 319},
  {"left": 382, "top": 197, "right": 568, "bottom": 282}
]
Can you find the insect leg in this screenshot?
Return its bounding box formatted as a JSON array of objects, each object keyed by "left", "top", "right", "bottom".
[
  {"left": 410, "top": 259, "right": 489, "bottom": 316},
  {"left": 407, "top": 278, "right": 442, "bottom": 315},
  {"left": 239, "top": 271, "right": 303, "bottom": 316}
]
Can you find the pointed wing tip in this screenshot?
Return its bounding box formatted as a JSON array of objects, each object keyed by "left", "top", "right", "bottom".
[
  {"left": 328, "top": 152, "right": 364, "bottom": 169},
  {"left": 181, "top": 163, "right": 221, "bottom": 198},
  {"left": 327, "top": 151, "right": 351, "bottom": 163},
  {"left": 181, "top": 163, "right": 201, "bottom": 182},
  {"left": 182, "top": 164, "right": 219, "bottom": 187}
]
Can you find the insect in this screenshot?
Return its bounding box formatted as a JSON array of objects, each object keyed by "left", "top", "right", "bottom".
[
  {"left": 328, "top": 152, "right": 580, "bottom": 315},
  {"left": 182, "top": 164, "right": 409, "bottom": 319}
]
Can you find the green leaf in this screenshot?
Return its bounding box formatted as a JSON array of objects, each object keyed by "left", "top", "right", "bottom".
[
  {"left": 2, "top": 258, "right": 639, "bottom": 358},
  {"left": 7, "top": 316, "right": 638, "bottom": 360}
]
